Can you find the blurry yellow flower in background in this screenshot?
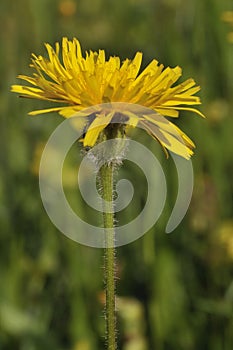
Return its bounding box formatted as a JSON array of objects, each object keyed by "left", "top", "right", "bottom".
[
  {"left": 221, "top": 11, "right": 233, "bottom": 43},
  {"left": 11, "top": 38, "right": 204, "bottom": 158},
  {"left": 58, "top": 0, "right": 77, "bottom": 17},
  {"left": 218, "top": 221, "right": 233, "bottom": 261}
]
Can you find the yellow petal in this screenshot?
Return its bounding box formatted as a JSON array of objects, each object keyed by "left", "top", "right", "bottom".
[
  {"left": 84, "top": 112, "right": 115, "bottom": 146},
  {"left": 11, "top": 85, "right": 43, "bottom": 94},
  {"left": 173, "top": 106, "right": 205, "bottom": 118},
  {"left": 121, "top": 111, "right": 140, "bottom": 127},
  {"left": 154, "top": 108, "right": 179, "bottom": 117},
  {"left": 29, "top": 107, "right": 63, "bottom": 115},
  {"left": 140, "top": 119, "right": 193, "bottom": 159},
  {"left": 127, "top": 52, "right": 143, "bottom": 79}
]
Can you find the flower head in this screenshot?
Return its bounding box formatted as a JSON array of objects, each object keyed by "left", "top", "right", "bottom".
[{"left": 11, "top": 37, "right": 204, "bottom": 158}]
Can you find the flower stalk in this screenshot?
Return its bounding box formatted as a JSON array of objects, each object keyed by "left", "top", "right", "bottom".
[{"left": 99, "top": 162, "right": 117, "bottom": 350}]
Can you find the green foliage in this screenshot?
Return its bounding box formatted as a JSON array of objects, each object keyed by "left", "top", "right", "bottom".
[{"left": 0, "top": 0, "right": 233, "bottom": 349}]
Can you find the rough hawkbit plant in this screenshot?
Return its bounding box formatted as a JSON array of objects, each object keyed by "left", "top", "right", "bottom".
[{"left": 12, "top": 37, "right": 204, "bottom": 350}]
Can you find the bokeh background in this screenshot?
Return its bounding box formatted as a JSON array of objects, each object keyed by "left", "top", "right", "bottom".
[{"left": 0, "top": 0, "right": 233, "bottom": 349}]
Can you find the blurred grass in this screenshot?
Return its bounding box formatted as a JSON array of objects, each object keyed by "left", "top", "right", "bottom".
[{"left": 0, "top": 0, "right": 233, "bottom": 349}]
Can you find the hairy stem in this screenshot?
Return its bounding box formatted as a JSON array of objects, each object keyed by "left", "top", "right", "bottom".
[{"left": 99, "top": 163, "right": 117, "bottom": 350}]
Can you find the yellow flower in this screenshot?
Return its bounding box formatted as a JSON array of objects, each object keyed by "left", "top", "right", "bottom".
[{"left": 11, "top": 37, "right": 204, "bottom": 158}]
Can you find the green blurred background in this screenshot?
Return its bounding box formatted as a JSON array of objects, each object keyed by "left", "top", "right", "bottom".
[{"left": 0, "top": 0, "right": 233, "bottom": 349}]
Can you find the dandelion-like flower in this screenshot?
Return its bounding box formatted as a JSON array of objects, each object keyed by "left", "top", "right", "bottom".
[
  {"left": 11, "top": 37, "right": 204, "bottom": 158},
  {"left": 12, "top": 38, "right": 205, "bottom": 349}
]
